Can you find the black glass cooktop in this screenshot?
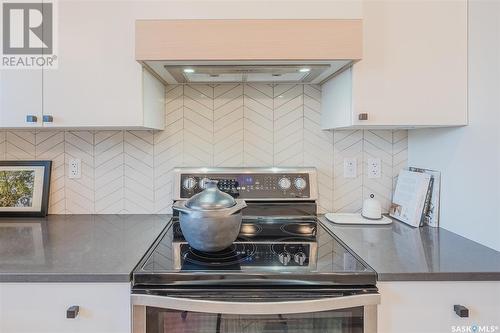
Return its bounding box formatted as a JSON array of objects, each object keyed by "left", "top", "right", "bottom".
[{"left": 133, "top": 218, "right": 376, "bottom": 286}]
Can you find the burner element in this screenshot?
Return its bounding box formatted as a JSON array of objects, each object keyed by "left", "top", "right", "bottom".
[
  {"left": 181, "top": 243, "right": 257, "bottom": 270},
  {"left": 280, "top": 223, "right": 317, "bottom": 237},
  {"left": 239, "top": 223, "right": 263, "bottom": 237}
]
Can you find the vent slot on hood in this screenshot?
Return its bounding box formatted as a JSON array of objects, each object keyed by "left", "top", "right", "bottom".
[{"left": 166, "top": 65, "right": 329, "bottom": 83}]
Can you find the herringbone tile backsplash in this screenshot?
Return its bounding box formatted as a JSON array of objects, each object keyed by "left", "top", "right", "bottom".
[{"left": 0, "top": 84, "right": 407, "bottom": 214}]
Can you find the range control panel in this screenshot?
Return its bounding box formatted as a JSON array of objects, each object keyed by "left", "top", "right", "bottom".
[
  {"left": 178, "top": 243, "right": 312, "bottom": 269},
  {"left": 176, "top": 169, "right": 316, "bottom": 200}
]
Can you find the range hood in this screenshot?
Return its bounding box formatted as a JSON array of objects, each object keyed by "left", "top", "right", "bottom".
[{"left": 136, "top": 20, "right": 362, "bottom": 84}]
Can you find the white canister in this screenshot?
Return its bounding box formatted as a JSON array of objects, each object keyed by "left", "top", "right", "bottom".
[{"left": 362, "top": 194, "right": 382, "bottom": 220}]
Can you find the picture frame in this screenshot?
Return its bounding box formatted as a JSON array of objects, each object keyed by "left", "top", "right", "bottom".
[{"left": 0, "top": 161, "right": 52, "bottom": 217}]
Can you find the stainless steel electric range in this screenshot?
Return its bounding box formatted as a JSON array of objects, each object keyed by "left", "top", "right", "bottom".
[{"left": 132, "top": 168, "right": 380, "bottom": 333}]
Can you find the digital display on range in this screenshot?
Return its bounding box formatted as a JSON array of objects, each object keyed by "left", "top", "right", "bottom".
[{"left": 238, "top": 176, "right": 254, "bottom": 185}]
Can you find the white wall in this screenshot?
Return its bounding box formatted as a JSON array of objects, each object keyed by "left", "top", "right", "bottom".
[{"left": 408, "top": 0, "right": 500, "bottom": 251}]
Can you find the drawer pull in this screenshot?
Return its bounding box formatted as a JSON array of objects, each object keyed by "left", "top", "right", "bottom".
[
  {"left": 42, "top": 115, "right": 54, "bottom": 123},
  {"left": 358, "top": 113, "right": 368, "bottom": 121},
  {"left": 26, "top": 115, "right": 38, "bottom": 123},
  {"left": 66, "top": 305, "right": 80, "bottom": 319},
  {"left": 454, "top": 304, "right": 469, "bottom": 318}
]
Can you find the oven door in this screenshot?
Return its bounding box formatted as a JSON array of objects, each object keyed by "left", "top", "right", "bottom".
[{"left": 132, "top": 290, "right": 380, "bottom": 333}]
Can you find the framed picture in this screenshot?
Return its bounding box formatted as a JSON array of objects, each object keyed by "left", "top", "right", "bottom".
[{"left": 0, "top": 161, "right": 52, "bottom": 217}]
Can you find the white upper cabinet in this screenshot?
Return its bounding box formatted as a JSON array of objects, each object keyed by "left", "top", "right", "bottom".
[
  {"left": 41, "top": 1, "right": 164, "bottom": 129},
  {"left": 322, "top": 0, "right": 468, "bottom": 129},
  {"left": 0, "top": 70, "right": 43, "bottom": 128},
  {"left": 1, "top": 1, "right": 165, "bottom": 129}
]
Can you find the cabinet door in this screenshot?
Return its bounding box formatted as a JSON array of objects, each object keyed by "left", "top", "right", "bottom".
[
  {"left": 0, "top": 70, "right": 43, "bottom": 128},
  {"left": 378, "top": 282, "right": 500, "bottom": 333},
  {"left": 321, "top": 68, "right": 353, "bottom": 129},
  {"left": 0, "top": 283, "right": 130, "bottom": 333},
  {"left": 351, "top": 0, "right": 467, "bottom": 127},
  {"left": 42, "top": 1, "right": 144, "bottom": 128}
]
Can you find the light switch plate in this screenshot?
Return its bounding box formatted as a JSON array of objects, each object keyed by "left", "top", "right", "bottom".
[
  {"left": 343, "top": 158, "right": 357, "bottom": 178},
  {"left": 68, "top": 159, "right": 81, "bottom": 179},
  {"left": 367, "top": 158, "right": 381, "bottom": 179}
]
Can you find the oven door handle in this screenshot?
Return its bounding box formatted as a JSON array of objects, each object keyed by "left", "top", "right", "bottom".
[{"left": 131, "top": 293, "right": 380, "bottom": 315}]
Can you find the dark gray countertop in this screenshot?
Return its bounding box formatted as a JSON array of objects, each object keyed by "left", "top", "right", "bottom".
[
  {"left": 0, "top": 215, "right": 170, "bottom": 283},
  {"left": 2, "top": 214, "right": 498, "bottom": 283},
  {"left": 319, "top": 216, "right": 500, "bottom": 281}
]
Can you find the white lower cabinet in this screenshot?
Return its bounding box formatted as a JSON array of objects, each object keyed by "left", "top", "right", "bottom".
[
  {"left": 378, "top": 281, "right": 500, "bottom": 333},
  {"left": 0, "top": 283, "right": 131, "bottom": 333},
  {"left": 2, "top": 281, "right": 499, "bottom": 333}
]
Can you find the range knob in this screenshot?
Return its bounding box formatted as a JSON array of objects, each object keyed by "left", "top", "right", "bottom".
[
  {"left": 278, "top": 252, "right": 292, "bottom": 266},
  {"left": 294, "top": 177, "right": 307, "bottom": 190},
  {"left": 278, "top": 177, "right": 292, "bottom": 190},
  {"left": 182, "top": 177, "right": 197, "bottom": 190},
  {"left": 199, "top": 177, "right": 212, "bottom": 189},
  {"left": 294, "top": 252, "right": 307, "bottom": 266},
  {"left": 278, "top": 252, "right": 291, "bottom": 266}
]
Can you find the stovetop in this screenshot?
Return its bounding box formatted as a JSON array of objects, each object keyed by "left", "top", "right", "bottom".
[{"left": 133, "top": 217, "right": 376, "bottom": 287}]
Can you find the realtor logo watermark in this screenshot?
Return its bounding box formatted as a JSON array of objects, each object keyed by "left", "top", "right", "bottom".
[
  {"left": 1, "top": 1, "right": 58, "bottom": 68},
  {"left": 452, "top": 324, "right": 500, "bottom": 333}
]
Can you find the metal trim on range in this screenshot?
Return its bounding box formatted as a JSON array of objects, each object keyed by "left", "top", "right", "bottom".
[
  {"left": 132, "top": 292, "right": 379, "bottom": 314},
  {"left": 132, "top": 293, "right": 379, "bottom": 333},
  {"left": 173, "top": 167, "right": 318, "bottom": 201}
]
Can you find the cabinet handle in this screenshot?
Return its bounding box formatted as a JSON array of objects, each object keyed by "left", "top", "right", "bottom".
[
  {"left": 358, "top": 113, "right": 368, "bottom": 121},
  {"left": 43, "top": 115, "right": 54, "bottom": 123},
  {"left": 454, "top": 305, "right": 469, "bottom": 318},
  {"left": 26, "top": 115, "right": 38, "bottom": 123},
  {"left": 66, "top": 305, "right": 80, "bottom": 319}
]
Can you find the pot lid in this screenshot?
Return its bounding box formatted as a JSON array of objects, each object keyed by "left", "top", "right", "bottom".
[{"left": 185, "top": 180, "right": 236, "bottom": 210}]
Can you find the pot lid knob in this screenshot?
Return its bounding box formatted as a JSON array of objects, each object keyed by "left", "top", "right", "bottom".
[{"left": 185, "top": 180, "right": 236, "bottom": 210}]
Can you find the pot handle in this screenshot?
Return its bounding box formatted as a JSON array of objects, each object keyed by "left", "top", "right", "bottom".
[
  {"left": 172, "top": 202, "right": 190, "bottom": 214},
  {"left": 225, "top": 201, "right": 247, "bottom": 215}
]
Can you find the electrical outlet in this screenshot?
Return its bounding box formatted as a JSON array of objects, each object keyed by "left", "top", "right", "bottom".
[
  {"left": 68, "top": 159, "right": 81, "bottom": 179},
  {"left": 343, "top": 158, "right": 357, "bottom": 178},
  {"left": 367, "top": 158, "right": 381, "bottom": 179}
]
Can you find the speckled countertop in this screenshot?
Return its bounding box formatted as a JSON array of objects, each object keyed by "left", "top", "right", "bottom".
[
  {"left": 319, "top": 216, "right": 500, "bottom": 281},
  {"left": 0, "top": 215, "right": 170, "bottom": 282}
]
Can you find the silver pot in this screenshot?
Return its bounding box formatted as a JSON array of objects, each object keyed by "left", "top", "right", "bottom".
[{"left": 172, "top": 180, "right": 247, "bottom": 252}]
